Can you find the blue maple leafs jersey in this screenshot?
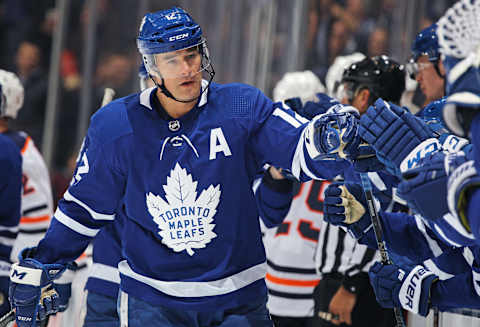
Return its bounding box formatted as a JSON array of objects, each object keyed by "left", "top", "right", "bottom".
[
  {"left": 0, "top": 134, "right": 22, "bottom": 273},
  {"left": 360, "top": 211, "right": 480, "bottom": 310},
  {"left": 35, "top": 82, "right": 346, "bottom": 311}
]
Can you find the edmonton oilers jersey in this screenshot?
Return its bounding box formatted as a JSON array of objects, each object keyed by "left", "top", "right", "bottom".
[{"left": 35, "top": 81, "right": 348, "bottom": 311}]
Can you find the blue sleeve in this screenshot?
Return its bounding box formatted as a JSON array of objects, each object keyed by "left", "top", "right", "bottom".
[
  {"left": 0, "top": 137, "right": 22, "bottom": 264},
  {"left": 431, "top": 271, "right": 480, "bottom": 311},
  {"left": 360, "top": 211, "right": 453, "bottom": 262},
  {"left": 35, "top": 105, "right": 130, "bottom": 264},
  {"left": 248, "top": 90, "right": 349, "bottom": 181},
  {"left": 255, "top": 171, "right": 293, "bottom": 228}
]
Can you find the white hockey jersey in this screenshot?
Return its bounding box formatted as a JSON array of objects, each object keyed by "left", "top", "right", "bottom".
[
  {"left": 262, "top": 180, "right": 329, "bottom": 317},
  {"left": 5, "top": 131, "right": 53, "bottom": 262}
]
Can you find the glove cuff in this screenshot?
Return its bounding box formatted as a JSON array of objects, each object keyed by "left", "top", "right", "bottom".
[
  {"left": 398, "top": 265, "right": 437, "bottom": 316},
  {"left": 399, "top": 138, "right": 441, "bottom": 173},
  {"left": 448, "top": 160, "right": 480, "bottom": 232}
]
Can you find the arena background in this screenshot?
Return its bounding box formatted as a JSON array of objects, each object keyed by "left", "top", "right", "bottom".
[{"left": 1, "top": 1, "right": 478, "bottom": 325}]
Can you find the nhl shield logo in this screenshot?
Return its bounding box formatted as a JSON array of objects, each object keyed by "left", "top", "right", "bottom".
[
  {"left": 168, "top": 120, "right": 180, "bottom": 132},
  {"left": 146, "top": 163, "right": 220, "bottom": 256}
]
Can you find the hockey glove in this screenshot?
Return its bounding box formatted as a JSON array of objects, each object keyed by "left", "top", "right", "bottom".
[
  {"left": 323, "top": 182, "right": 374, "bottom": 239},
  {"left": 304, "top": 106, "right": 361, "bottom": 161},
  {"left": 359, "top": 99, "right": 437, "bottom": 176},
  {"left": 447, "top": 158, "right": 480, "bottom": 235},
  {"left": 352, "top": 144, "right": 385, "bottom": 172},
  {"left": 9, "top": 247, "right": 66, "bottom": 327},
  {"left": 52, "top": 262, "right": 77, "bottom": 312},
  {"left": 398, "top": 151, "right": 472, "bottom": 223},
  {"left": 286, "top": 93, "right": 340, "bottom": 120},
  {"left": 368, "top": 262, "right": 437, "bottom": 317}
]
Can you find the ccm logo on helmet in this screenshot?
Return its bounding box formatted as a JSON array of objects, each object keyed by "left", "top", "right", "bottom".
[{"left": 169, "top": 33, "right": 189, "bottom": 41}]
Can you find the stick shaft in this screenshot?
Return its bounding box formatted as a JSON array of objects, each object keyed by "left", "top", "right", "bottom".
[
  {"left": 359, "top": 173, "right": 405, "bottom": 327},
  {"left": 0, "top": 309, "right": 15, "bottom": 327}
]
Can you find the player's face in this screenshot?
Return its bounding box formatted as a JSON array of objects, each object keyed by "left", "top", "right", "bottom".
[
  {"left": 154, "top": 46, "right": 203, "bottom": 101},
  {"left": 415, "top": 55, "right": 444, "bottom": 102},
  {"left": 340, "top": 82, "right": 369, "bottom": 114}
]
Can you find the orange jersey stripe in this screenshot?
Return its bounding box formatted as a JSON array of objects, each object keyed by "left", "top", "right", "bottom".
[
  {"left": 266, "top": 273, "right": 320, "bottom": 287},
  {"left": 21, "top": 136, "right": 31, "bottom": 154},
  {"left": 20, "top": 214, "right": 51, "bottom": 224}
]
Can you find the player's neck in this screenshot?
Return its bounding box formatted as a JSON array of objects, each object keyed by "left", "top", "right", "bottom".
[
  {"left": 156, "top": 89, "right": 196, "bottom": 119},
  {"left": 0, "top": 119, "right": 8, "bottom": 133}
]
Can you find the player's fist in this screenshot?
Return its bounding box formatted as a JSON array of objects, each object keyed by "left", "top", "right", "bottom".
[
  {"left": 9, "top": 247, "right": 66, "bottom": 327},
  {"left": 323, "top": 182, "right": 373, "bottom": 239}
]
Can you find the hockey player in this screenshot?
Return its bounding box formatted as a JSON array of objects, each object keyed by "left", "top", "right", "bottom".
[
  {"left": 267, "top": 58, "right": 403, "bottom": 327},
  {"left": 0, "top": 70, "right": 81, "bottom": 326},
  {"left": 322, "top": 181, "right": 480, "bottom": 315},
  {"left": 0, "top": 70, "right": 54, "bottom": 264},
  {"left": 8, "top": 7, "right": 356, "bottom": 327},
  {"left": 406, "top": 23, "right": 445, "bottom": 107},
  {"left": 0, "top": 71, "right": 23, "bottom": 317},
  {"left": 79, "top": 64, "right": 296, "bottom": 327}
]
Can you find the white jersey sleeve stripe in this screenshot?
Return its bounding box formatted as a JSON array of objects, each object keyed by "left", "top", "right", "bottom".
[
  {"left": 64, "top": 190, "right": 115, "bottom": 221},
  {"left": 0, "top": 226, "right": 19, "bottom": 233},
  {"left": 414, "top": 215, "right": 443, "bottom": 257},
  {"left": 0, "top": 236, "right": 15, "bottom": 246},
  {"left": 54, "top": 208, "right": 99, "bottom": 237},
  {"left": 291, "top": 128, "right": 323, "bottom": 180},
  {"left": 89, "top": 263, "right": 121, "bottom": 284},
  {"left": 272, "top": 108, "right": 302, "bottom": 128},
  {"left": 423, "top": 259, "right": 455, "bottom": 280}
]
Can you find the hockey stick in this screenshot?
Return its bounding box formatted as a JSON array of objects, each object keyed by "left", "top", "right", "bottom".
[
  {"left": 101, "top": 88, "right": 116, "bottom": 107},
  {"left": 0, "top": 309, "right": 14, "bottom": 327},
  {"left": 359, "top": 173, "right": 406, "bottom": 327},
  {"left": 0, "top": 309, "right": 49, "bottom": 327}
]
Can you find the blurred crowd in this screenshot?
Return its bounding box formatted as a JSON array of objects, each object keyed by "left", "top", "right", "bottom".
[{"left": 0, "top": 0, "right": 457, "bottom": 203}]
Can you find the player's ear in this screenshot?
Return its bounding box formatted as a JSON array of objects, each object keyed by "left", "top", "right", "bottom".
[{"left": 357, "top": 89, "right": 371, "bottom": 113}]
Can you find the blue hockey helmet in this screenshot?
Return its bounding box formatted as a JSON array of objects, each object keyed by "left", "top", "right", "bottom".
[
  {"left": 407, "top": 24, "right": 444, "bottom": 79},
  {"left": 136, "top": 7, "right": 214, "bottom": 102},
  {"left": 411, "top": 23, "right": 440, "bottom": 62},
  {"left": 137, "top": 7, "right": 203, "bottom": 55}
]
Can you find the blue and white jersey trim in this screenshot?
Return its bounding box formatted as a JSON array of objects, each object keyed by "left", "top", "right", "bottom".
[
  {"left": 54, "top": 208, "right": 99, "bottom": 237},
  {"left": 118, "top": 260, "right": 267, "bottom": 298},
  {"left": 89, "top": 263, "right": 121, "bottom": 284},
  {"left": 64, "top": 190, "right": 115, "bottom": 221}
]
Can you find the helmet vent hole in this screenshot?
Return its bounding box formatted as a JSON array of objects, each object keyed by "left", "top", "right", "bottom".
[{"left": 165, "top": 24, "right": 182, "bottom": 31}]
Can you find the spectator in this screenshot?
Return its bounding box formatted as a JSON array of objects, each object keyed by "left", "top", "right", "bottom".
[
  {"left": 10, "top": 41, "right": 48, "bottom": 149},
  {"left": 367, "top": 26, "right": 389, "bottom": 57}
]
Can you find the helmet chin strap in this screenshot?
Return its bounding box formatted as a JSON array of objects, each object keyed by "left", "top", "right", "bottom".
[{"left": 150, "top": 66, "right": 215, "bottom": 104}]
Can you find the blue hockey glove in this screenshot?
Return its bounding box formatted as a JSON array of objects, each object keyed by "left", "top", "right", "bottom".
[
  {"left": 369, "top": 262, "right": 437, "bottom": 317},
  {"left": 304, "top": 106, "right": 361, "bottom": 161},
  {"left": 9, "top": 247, "right": 66, "bottom": 327},
  {"left": 286, "top": 93, "right": 340, "bottom": 120},
  {"left": 359, "top": 99, "right": 437, "bottom": 176},
  {"left": 352, "top": 144, "right": 385, "bottom": 172},
  {"left": 447, "top": 158, "right": 480, "bottom": 235},
  {"left": 323, "top": 182, "right": 374, "bottom": 238},
  {"left": 398, "top": 151, "right": 470, "bottom": 222},
  {"left": 52, "top": 262, "right": 77, "bottom": 312}
]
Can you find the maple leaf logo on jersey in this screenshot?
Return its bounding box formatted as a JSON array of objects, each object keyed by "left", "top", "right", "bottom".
[{"left": 146, "top": 163, "right": 220, "bottom": 256}]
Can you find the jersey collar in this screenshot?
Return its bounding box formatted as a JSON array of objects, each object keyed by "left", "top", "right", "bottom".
[{"left": 139, "top": 79, "right": 209, "bottom": 111}]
